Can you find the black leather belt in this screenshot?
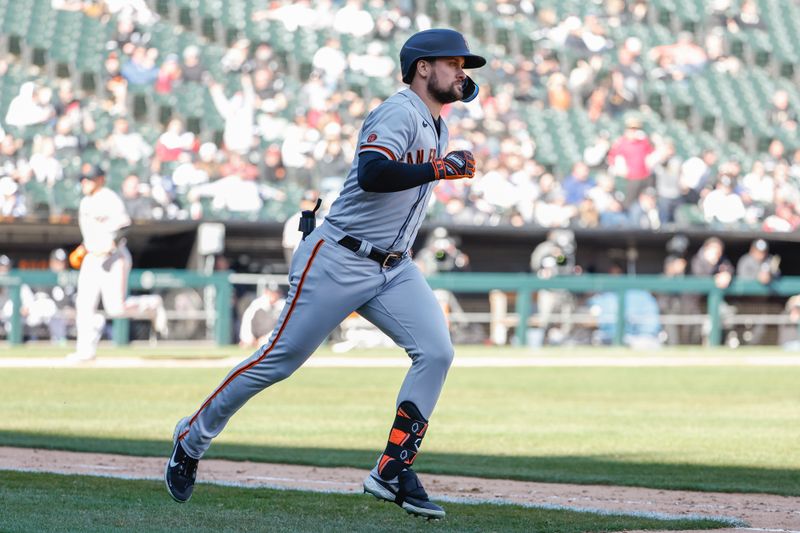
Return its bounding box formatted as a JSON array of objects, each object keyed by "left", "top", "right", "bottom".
[{"left": 337, "top": 235, "right": 404, "bottom": 269}]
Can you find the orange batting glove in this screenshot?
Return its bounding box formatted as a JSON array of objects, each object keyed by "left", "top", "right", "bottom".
[
  {"left": 69, "top": 244, "right": 87, "bottom": 269},
  {"left": 431, "top": 150, "right": 476, "bottom": 180}
]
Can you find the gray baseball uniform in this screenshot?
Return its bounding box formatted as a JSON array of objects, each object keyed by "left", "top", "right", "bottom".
[{"left": 178, "top": 89, "right": 454, "bottom": 459}]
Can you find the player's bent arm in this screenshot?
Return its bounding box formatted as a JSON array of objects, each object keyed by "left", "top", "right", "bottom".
[
  {"left": 357, "top": 150, "right": 476, "bottom": 193},
  {"left": 357, "top": 152, "right": 436, "bottom": 192}
]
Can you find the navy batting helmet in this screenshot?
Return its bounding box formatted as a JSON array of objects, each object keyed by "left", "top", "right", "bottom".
[{"left": 400, "top": 28, "right": 486, "bottom": 85}]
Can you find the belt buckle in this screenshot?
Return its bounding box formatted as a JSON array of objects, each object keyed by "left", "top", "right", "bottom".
[{"left": 382, "top": 252, "right": 401, "bottom": 269}]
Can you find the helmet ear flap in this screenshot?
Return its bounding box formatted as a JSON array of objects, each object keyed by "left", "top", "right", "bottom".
[{"left": 461, "top": 76, "right": 479, "bottom": 102}]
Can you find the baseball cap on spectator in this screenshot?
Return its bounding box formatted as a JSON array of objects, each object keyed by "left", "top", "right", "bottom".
[
  {"left": 0, "top": 176, "right": 18, "bottom": 196},
  {"left": 624, "top": 116, "right": 643, "bottom": 129},
  {"left": 198, "top": 142, "right": 218, "bottom": 162},
  {"left": 752, "top": 239, "right": 768, "bottom": 252},
  {"left": 50, "top": 248, "right": 67, "bottom": 262},
  {"left": 80, "top": 163, "right": 105, "bottom": 180},
  {"left": 0, "top": 254, "right": 11, "bottom": 268}
]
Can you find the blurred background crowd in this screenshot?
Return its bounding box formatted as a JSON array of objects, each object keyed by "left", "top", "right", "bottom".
[{"left": 2, "top": 0, "right": 800, "bottom": 233}]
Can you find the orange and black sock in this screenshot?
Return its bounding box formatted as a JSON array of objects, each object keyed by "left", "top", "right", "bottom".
[{"left": 377, "top": 401, "right": 428, "bottom": 480}]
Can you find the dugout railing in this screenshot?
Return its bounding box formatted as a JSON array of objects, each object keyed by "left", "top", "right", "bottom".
[
  {"left": 0, "top": 269, "right": 232, "bottom": 346},
  {"left": 426, "top": 273, "right": 800, "bottom": 346},
  {"left": 3, "top": 270, "right": 800, "bottom": 347}
]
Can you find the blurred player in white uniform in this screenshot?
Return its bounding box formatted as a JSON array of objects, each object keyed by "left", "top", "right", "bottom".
[{"left": 66, "top": 164, "right": 167, "bottom": 362}]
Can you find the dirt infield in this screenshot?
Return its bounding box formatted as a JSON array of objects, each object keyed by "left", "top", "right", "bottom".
[{"left": 2, "top": 447, "right": 798, "bottom": 532}]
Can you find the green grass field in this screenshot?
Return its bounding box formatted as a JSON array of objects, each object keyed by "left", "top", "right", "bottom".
[
  {"left": 1, "top": 472, "right": 731, "bottom": 533},
  {"left": 0, "top": 345, "right": 797, "bottom": 531}
]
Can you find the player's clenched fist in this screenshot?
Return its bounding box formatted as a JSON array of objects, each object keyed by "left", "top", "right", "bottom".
[{"left": 431, "top": 150, "right": 476, "bottom": 180}]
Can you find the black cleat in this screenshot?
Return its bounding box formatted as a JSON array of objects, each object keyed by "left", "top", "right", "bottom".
[
  {"left": 165, "top": 417, "right": 198, "bottom": 503},
  {"left": 363, "top": 468, "right": 445, "bottom": 519}
]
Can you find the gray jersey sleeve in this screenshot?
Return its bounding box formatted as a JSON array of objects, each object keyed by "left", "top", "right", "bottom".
[{"left": 358, "top": 103, "right": 418, "bottom": 162}]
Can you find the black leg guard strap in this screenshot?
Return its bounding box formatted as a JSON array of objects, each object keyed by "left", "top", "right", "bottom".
[{"left": 377, "top": 401, "right": 428, "bottom": 480}]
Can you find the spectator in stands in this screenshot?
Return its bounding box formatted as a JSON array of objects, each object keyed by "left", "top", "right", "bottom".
[
  {"left": 0, "top": 176, "right": 26, "bottom": 218},
  {"left": 737, "top": 238, "right": 780, "bottom": 344},
  {"left": 105, "top": 0, "right": 157, "bottom": 26},
  {"left": 763, "top": 139, "right": 788, "bottom": 172},
  {"left": 103, "top": 117, "right": 152, "bottom": 164},
  {"left": 650, "top": 138, "right": 682, "bottom": 224},
  {"left": 607, "top": 39, "right": 645, "bottom": 113},
  {"left": 281, "top": 109, "right": 320, "bottom": 182},
  {"left": 54, "top": 80, "right": 81, "bottom": 122},
  {"left": 702, "top": 175, "right": 746, "bottom": 227},
  {"left": 53, "top": 116, "right": 82, "bottom": 159},
  {"left": 29, "top": 136, "right": 63, "bottom": 186},
  {"left": 103, "top": 51, "right": 128, "bottom": 115},
  {"left": 121, "top": 174, "right": 154, "bottom": 220},
  {"left": 658, "top": 251, "right": 701, "bottom": 345},
  {"left": 562, "top": 161, "right": 594, "bottom": 205},
  {"left": 333, "top": 0, "right": 375, "bottom": 37},
  {"left": 546, "top": 72, "right": 571, "bottom": 111},
  {"left": 628, "top": 186, "right": 661, "bottom": 229},
  {"left": 649, "top": 32, "right": 708, "bottom": 79},
  {"left": 111, "top": 15, "right": 146, "bottom": 55},
  {"left": 253, "top": 0, "right": 326, "bottom": 32},
  {"left": 172, "top": 152, "right": 210, "bottom": 191},
  {"left": 121, "top": 46, "right": 159, "bottom": 87},
  {"left": 312, "top": 38, "right": 347, "bottom": 90},
  {"left": 313, "top": 122, "right": 352, "bottom": 179},
  {"left": 415, "top": 227, "right": 470, "bottom": 276},
  {"left": 188, "top": 152, "right": 286, "bottom": 218},
  {"left": 0, "top": 135, "right": 24, "bottom": 180},
  {"left": 728, "top": 0, "right": 765, "bottom": 31},
  {"left": 155, "top": 54, "right": 181, "bottom": 94},
  {"left": 692, "top": 236, "right": 734, "bottom": 286},
  {"left": 704, "top": 28, "right": 741, "bottom": 74},
  {"left": 763, "top": 201, "right": 800, "bottom": 232},
  {"left": 46, "top": 248, "right": 76, "bottom": 344},
  {"left": 239, "top": 282, "right": 285, "bottom": 348},
  {"left": 154, "top": 118, "right": 195, "bottom": 165},
  {"left": 679, "top": 149, "right": 717, "bottom": 204},
  {"left": 221, "top": 39, "right": 251, "bottom": 73},
  {"left": 690, "top": 237, "right": 735, "bottom": 343},
  {"left": 180, "top": 45, "right": 205, "bottom": 83},
  {"left": 5, "top": 82, "right": 54, "bottom": 128},
  {"left": 740, "top": 160, "right": 774, "bottom": 207},
  {"left": 350, "top": 41, "right": 396, "bottom": 79},
  {"left": 533, "top": 184, "right": 576, "bottom": 228},
  {"left": 209, "top": 73, "right": 256, "bottom": 155},
  {"left": 767, "top": 90, "right": 797, "bottom": 131},
  {"left": 607, "top": 116, "right": 654, "bottom": 206}
]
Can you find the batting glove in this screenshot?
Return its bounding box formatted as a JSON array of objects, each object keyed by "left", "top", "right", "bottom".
[
  {"left": 68, "top": 244, "right": 87, "bottom": 269},
  {"left": 432, "top": 150, "right": 476, "bottom": 180}
]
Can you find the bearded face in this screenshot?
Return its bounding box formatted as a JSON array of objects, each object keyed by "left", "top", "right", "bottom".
[{"left": 423, "top": 58, "right": 465, "bottom": 104}]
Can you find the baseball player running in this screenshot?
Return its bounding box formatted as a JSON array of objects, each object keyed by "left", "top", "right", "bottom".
[
  {"left": 66, "top": 164, "right": 167, "bottom": 362},
  {"left": 166, "top": 29, "right": 485, "bottom": 519}
]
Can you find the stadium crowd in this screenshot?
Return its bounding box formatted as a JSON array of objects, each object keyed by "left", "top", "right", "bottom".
[{"left": 0, "top": 0, "right": 799, "bottom": 234}]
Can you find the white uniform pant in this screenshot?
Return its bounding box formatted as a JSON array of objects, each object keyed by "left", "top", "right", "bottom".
[{"left": 75, "top": 245, "right": 163, "bottom": 357}]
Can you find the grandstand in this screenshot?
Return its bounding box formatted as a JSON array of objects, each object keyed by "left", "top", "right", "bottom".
[{"left": 0, "top": 0, "right": 798, "bottom": 230}]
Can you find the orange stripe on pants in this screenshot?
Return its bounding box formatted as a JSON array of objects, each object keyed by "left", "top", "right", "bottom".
[{"left": 179, "top": 239, "right": 325, "bottom": 440}]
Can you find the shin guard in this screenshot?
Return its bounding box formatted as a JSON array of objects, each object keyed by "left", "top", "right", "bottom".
[{"left": 377, "top": 401, "right": 428, "bottom": 480}]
